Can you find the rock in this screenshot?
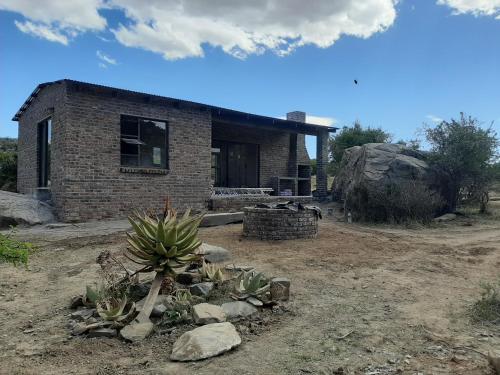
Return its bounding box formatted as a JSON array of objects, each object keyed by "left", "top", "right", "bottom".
[
  {"left": 246, "top": 297, "right": 263, "bottom": 307},
  {"left": 331, "top": 143, "right": 440, "bottom": 210},
  {"left": 176, "top": 272, "right": 202, "bottom": 285},
  {"left": 120, "top": 321, "right": 154, "bottom": 342},
  {"left": 70, "top": 308, "right": 95, "bottom": 322},
  {"left": 69, "top": 295, "right": 84, "bottom": 309},
  {"left": 225, "top": 265, "right": 255, "bottom": 272},
  {"left": 221, "top": 301, "right": 258, "bottom": 320},
  {"left": 189, "top": 282, "right": 214, "bottom": 298},
  {"left": 70, "top": 322, "right": 89, "bottom": 335},
  {"left": 0, "top": 190, "right": 55, "bottom": 228},
  {"left": 433, "top": 213, "right": 457, "bottom": 222},
  {"left": 136, "top": 295, "right": 174, "bottom": 313},
  {"left": 87, "top": 328, "right": 117, "bottom": 338},
  {"left": 129, "top": 283, "right": 150, "bottom": 300},
  {"left": 151, "top": 304, "right": 168, "bottom": 318},
  {"left": 192, "top": 303, "right": 226, "bottom": 325},
  {"left": 270, "top": 277, "right": 290, "bottom": 301},
  {"left": 170, "top": 322, "right": 241, "bottom": 361},
  {"left": 197, "top": 243, "right": 231, "bottom": 263}
]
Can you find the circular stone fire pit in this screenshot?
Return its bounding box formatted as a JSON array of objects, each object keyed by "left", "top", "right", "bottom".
[{"left": 243, "top": 205, "right": 319, "bottom": 240}]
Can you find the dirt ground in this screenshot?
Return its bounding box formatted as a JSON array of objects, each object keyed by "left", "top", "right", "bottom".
[{"left": 1, "top": 204, "right": 499, "bottom": 375}]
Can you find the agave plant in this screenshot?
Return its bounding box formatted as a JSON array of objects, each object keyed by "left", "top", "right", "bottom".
[
  {"left": 234, "top": 271, "right": 270, "bottom": 299},
  {"left": 125, "top": 206, "right": 204, "bottom": 322},
  {"left": 198, "top": 259, "right": 225, "bottom": 283}
]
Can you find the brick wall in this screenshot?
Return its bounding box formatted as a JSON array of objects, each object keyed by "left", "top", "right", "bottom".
[
  {"left": 52, "top": 82, "right": 212, "bottom": 222},
  {"left": 17, "top": 81, "right": 67, "bottom": 218}
]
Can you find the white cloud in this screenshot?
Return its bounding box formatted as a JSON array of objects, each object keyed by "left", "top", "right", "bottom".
[
  {"left": 97, "top": 50, "right": 118, "bottom": 65},
  {"left": 98, "top": 62, "right": 107, "bottom": 69},
  {"left": 14, "top": 20, "right": 68, "bottom": 45},
  {"left": 437, "top": 0, "right": 500, "bottom": 18},
  {"left": 0, "top": 0, "right": 106, "bottom": 43},
  {"left": 306, "top": 115, "right": 338, "bottom": 127},
  {"left": 426, "top": 114, "right": 444, "bottom": 124},
  {"left": 0, "top": 0, "right": 398, "bottom": 59}
]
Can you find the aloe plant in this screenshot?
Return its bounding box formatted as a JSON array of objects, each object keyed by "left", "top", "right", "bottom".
[
  {"left": 235, "top": 271, "right": 270, "bottom": 299},
  {"left": 198, "top": 260, "right": 225, "bottom": 283},
  {"left": 125, "top": 207, "right": 204, "bottom": 322},
  {"left": 96, "top": 297, "right": 136, "bottom": 324}
]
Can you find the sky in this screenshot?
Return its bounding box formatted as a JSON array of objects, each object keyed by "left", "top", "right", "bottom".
[{"left": 1, "top": 0, "right": 499, "bottom": 156}]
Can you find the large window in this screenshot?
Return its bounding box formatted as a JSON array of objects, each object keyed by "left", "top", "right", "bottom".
[
  {"left": 38, "top": 118, "right": 51, "bottom": 188},
  {"left": 120, "top": 115, "right": 168, "bottom": 169}
]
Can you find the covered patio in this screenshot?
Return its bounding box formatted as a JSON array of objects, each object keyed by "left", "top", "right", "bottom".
[{"left": 209, "top": 108, "right": 337, "bottom": 209}]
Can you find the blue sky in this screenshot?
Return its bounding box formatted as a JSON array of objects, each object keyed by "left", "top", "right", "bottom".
[{"left": 1, "top": 0, "right": 499, "bottom": 156}]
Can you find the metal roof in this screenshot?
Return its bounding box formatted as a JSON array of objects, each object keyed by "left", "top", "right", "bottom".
[{"left": 12, "top": 79, "right": 338, "bottom": 135}]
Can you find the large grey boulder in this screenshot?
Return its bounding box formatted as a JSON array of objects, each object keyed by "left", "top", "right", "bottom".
[
  {"left": 0, "top": 191, "right": 54, "bottom": 227},
  {"left": 221, "top": 301, "right": 258, "bottom": 320},
  {"left": 170, "top": 322, "right": 241, "bottom": 361},
  {"left": 332, "top": 143, "right": 431, "bottom": 201}
]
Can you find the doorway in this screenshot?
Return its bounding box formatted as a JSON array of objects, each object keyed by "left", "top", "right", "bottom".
[{"left": 212, "top": 140, "right": 259, "bottom": 188}]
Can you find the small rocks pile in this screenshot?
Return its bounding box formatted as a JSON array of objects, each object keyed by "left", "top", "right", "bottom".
[{"left": 67, "top": 244, "right": 291, "bottom": 362}]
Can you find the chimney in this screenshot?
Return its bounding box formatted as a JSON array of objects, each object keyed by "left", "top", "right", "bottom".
[{"left": 286, "top": 111, "right": 306, "bottom": 123}]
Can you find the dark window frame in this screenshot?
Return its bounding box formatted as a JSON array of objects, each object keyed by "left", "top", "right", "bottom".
[
  {"left": 120, "top": 114, "right": 169, "bottom": 170},
  {"left": 37, "top": 117, "right": 51, "bottom": 188}
]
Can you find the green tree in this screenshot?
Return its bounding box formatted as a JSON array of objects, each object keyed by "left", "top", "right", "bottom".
[
  {"left": 329, "top": 121, "right": 391, "bottom": 164},
  {"left": 310, "top": 159, "right": 317, "bottom": 176},
  {"left": 425, "top": 113, "right": 499, "bottom": 212},
  {"left": 0, "top": 151, "right": 17, "bottom": 192}
]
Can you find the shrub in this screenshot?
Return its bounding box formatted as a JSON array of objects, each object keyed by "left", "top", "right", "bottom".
[
  {"left": 0, "top": 231, "right": 33, "bottom": 267},
  {"left": 470, "top": 281, "right": 500, "bottom": 325},
  {"left": 346, "top": 180, "right": 444, "bottom": 224},
  {"left": 0, "top": 151, "right": 17, "bottom": 192}
]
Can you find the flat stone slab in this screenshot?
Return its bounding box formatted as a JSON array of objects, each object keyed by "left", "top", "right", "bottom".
[
  {"left": 120, "top": 321, "right": 154, "bottom": 342},
  {"left": 192, "top": 303, "right": 226, "bottom": 325},
  {"left": 170, "top": 322, "right": 241, "bottom": 361},
  {"left": 221, "top": 301, "right": 258, "bottom": 320},
  {"left": 200, "top": 212, "right": 243, "bottom": 227},
  {"left": 197, "top": 243, "right": 231, "bottom": 263}
]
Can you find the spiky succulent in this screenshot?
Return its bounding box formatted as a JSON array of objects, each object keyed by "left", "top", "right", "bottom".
[
  {"left": 96, "top": 296, "right": 136, "bottom": 323},
  {"left": 235, "top": 271, "right": 270, "bottom": 299},
  {"left": 198, "top": 260, "right": 225, "bottom": 283},
  {"left": 125, "top": 209, "right": 204, "bottom": 275}
]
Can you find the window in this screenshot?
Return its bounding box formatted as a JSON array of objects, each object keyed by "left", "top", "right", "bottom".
[
  {"left": 38, "top": 118, "right": 51, "bottom": 188},
  {"left": 211, "top": 147, "right": 221, "bottom": 186},
  {"left": 120, "top": 115, "right": 168, "bottom": 169}
]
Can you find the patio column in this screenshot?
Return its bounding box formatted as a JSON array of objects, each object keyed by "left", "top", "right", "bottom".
[{"left": 316, "top": 129, "right": 329, "bottom": 200}]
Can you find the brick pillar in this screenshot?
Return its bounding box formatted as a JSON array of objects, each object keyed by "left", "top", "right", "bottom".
[
  {"left": 287, "top": 112, "right": 305, "bottom": 195},
  {"left": 316, "top": 129, "right": 329, "bottom": 200}
]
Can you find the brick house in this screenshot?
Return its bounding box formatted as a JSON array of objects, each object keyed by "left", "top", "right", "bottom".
[{"left": 13, "top": 80, "right": 336, "bottom": 222}]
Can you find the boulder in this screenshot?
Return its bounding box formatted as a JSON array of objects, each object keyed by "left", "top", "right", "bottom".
[
  {"left": 331, "top": 143, "right": 449, "bottom": 221},
  {"left": 332, "top": 143, "right": 431, "bottom": 202},
  {"left": 170, "top": 322, "right": 241, "bottom": 361},
  {"left": 120, "top": 321, "right": 154, "bottom": 342},
  {"left": 0, "top": 191, "right": 54, "bottom": 227},
  {"left": 192, "top": 303, "right": 226, "bottom": 324},
  {"left": 221, "top": 301, "right": 258, "bottom": 320},
  {"left": 197, "top": 243, "right": 231, "bottom": 263}
]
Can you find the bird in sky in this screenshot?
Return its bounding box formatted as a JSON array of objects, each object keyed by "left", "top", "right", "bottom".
[{"left": 354, "top": 79, "right": 358, "bottom": 85}]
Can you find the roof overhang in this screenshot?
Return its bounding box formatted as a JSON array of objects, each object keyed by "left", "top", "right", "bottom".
[{"left": 12, "top": 79, "right": 338, "bottom": 135}]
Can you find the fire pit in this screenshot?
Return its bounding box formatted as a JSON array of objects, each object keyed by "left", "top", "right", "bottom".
[{"left": 243, "top": 202, "right": 320, "bottom": 240}]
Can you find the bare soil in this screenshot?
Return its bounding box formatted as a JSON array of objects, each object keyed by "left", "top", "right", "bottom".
[{"left": 1, "top": 204, "right": 499, "bottom": 375}]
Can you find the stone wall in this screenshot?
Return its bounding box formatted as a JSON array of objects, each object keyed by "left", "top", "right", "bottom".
[{"left": 242, "top": 207, "right": 318, "bottom": 240}]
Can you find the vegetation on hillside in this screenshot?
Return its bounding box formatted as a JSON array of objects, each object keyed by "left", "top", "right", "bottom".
[{"left": 0, "top": 138, "right": 17, "bottom": 192}]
